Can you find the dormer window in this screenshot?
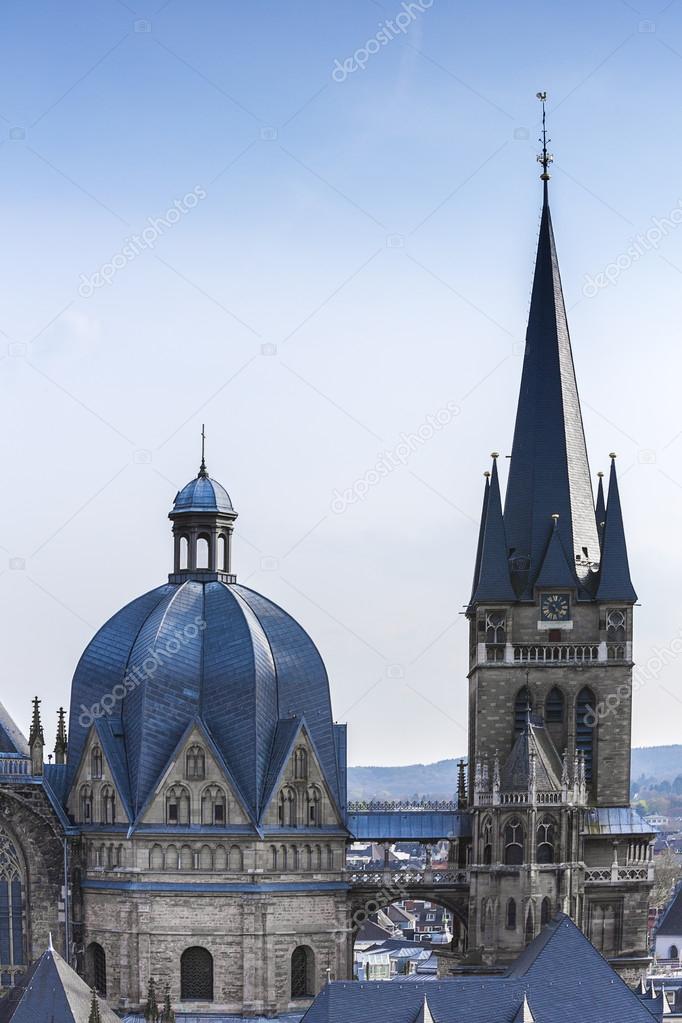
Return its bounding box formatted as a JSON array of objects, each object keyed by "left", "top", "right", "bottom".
[{"left": 186, "top": 745, "right": 205, "bottom": 780}]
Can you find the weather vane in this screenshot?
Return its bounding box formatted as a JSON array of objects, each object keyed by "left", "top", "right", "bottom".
[{"left": 536, "top": 91, "right": 553, "bottom": 181}]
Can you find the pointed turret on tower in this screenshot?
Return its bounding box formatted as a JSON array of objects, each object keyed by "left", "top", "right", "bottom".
[
  {"left": 29, "top": 696, "right": 44, "bottom": 776},
  {"left": 470, "top": 454, "right": 516, "bottom": 604},
  {"left": 596, "top": 454, "right": 637, "bottom": 602},
  {"left": 54, "top": 706, "right": 67, "bottom": 766}
]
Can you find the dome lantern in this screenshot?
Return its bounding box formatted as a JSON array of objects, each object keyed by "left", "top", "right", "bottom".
[{"left": 168, "top": 427, "right": 238, "bottom": 582}]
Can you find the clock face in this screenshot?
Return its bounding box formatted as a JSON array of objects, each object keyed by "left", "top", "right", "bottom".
[{"left": 541, "top": 593, "right": 570, "bottom": 621}]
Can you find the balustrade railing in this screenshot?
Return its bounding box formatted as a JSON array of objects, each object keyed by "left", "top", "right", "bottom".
[
  {"left": 584, "top": 865, "right": 650, "bottom": 883},
  {"left": 347, "top": 800, "right": 459, "bottom": 813},
  {"left": 348, "top": 867, "right": 468, "bottom": 886},
  {"left": 0, "top": 757, "right": 30, "bottom": 776},
  {"left": 514, "top": 644, "right": 599, "bottom": 663}
]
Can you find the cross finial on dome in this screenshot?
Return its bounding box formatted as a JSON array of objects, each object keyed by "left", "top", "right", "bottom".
[{"left": 198, "top": 423, "right": 208, "bottom": 478}]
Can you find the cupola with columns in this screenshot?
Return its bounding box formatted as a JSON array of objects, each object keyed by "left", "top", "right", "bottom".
[{"left": 168, "top": 425, "right": 238, "bottom": 583}]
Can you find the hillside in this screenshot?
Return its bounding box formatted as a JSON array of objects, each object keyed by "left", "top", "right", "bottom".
[{"left": 346, "top": 746, "right": 682, "bottom": 801}]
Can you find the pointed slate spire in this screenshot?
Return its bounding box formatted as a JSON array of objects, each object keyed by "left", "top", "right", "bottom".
[
  {"left": 504, "top": 98, "right": 598, "bottom": 592},
  {"left": 413, "top": 994, "right": 435, "bottom": 1023},
  {"left": 595, "top": 471, "right": 606, "bottom": 549},
  {"left": 471, "top": 455, "right": 516, "bottom": 603},
  {"left": 596, "top": 455, "right": 637, "bottom": 602},
  {"left": 54, "top": 707, "right": 67, "bottom": 766},
  {"left": 534, "top": 514, "right": 579, "bottom": 590},
  {"left": 469, "top": 470, "right": 490, "bottom": 605},
  {"left": 513, "top": 993, "right": 535, "bottom": 1023}
]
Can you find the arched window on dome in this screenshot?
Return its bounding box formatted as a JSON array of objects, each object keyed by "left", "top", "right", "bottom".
[
  {"left": 80, "top": 785, "right": 93, "bottom": 823},
  {"left": 217, "top": 534, "right": 228, "bottom": 572},
  {"left": 91, "top": 747, "right": 103, "bottom": 780},
  {"left": 0, "top": 828, "right": 25, "bottom": 987},
  {"left": 201, "top": 785, "right": 226, "bottom": 826},
  {"left": 294, "top": 747, "right": 308, "bottom": 780},
  {"left": 166, "top": 785, "right": 190, "bottom": 826},
  {"left": 186, "top": 746, "right": 205, "bottom": 781},
  {"left": 100, "top": 786, "right": 116, "bottom": 825},
  {"left": 179, "top": 536, "right": 189, "bottom": 570},
  {"left": 306, "top": 786, "right": 322, "bottom": 827},
  {"left": 196, "top": 534, "right": 210, "bottom": 570},
  {"left": 278, "top": 787, "right": 296, "bottom": 827}
]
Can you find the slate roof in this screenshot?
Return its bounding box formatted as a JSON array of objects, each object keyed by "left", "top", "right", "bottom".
[
  {"left": 470, "top": 457, "right": 516, "bottom": 604},
  {"left": 596, "top": 458, "right": 637, "bottom": 602},
  {"left": 533, "top": 520, "right": 580, "bottom": 591},
  {"left": 301, "top": 914, "right": 656, "bottom": 1022},
  {"left": 0, "top": 943, "right": 120, "bottom": 1023},
  {"left": 0, "top": 703, "right": 29, "bottom": 756},
  {"left": 501, "top": 719, "right": 563, "bottom": 793},
  {"left": 348, "top": 811, "right": 471, "bottom": 842},
  {"left": 655, "top": 883, "right": 682, "bottom": 936},
  {"left": 172, "top": 473, "right": 234, "bottom": 514},
  {"left": 67, "top": 579, "right": 343, "bottom": 821},
  {"left": 503, "top": 188, "right": 599, "bottom": 594}
]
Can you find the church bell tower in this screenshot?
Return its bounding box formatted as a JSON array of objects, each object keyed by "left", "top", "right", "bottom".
[{"left": 465, "top": 94, "right": 653, "bottom": 966}]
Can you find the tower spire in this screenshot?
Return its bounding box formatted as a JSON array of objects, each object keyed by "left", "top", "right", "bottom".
[
  {"left": 503, "top": 97, "right": 598, "bottom": 594},
  {"left": 198, "top": 423, "right": 208, "bottom": 478},
  {"left": 595, "top": 471, "right": 606, "bottom": 550},
  {"left": 471, "top": 454, "right": 516, "bottom": 603},
  {"left": 596, "top": 454, "right": 637, "bottom": 602}
]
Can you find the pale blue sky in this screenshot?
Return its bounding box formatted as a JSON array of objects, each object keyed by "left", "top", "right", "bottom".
[{"left": 2, "top": 0, "right": 682, "bottom": 765}]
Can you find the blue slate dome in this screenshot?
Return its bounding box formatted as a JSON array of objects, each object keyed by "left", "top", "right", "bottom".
[
  {"left": 67, "top": 580, "right": 340, "bottom": 821},
  {"left": 66, "top": 459, "right": 342, "bottom": 824},
  {"left": 172, "top": 474, "right": 233, "bottom": 514}
]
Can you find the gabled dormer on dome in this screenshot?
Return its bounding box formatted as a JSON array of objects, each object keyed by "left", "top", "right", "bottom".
[{"left": 169, "top": 426, "right": 238, "bottom": 583}]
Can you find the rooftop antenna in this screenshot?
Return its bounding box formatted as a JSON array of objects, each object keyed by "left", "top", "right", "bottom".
[
  {"left": 199, "top": 423, "right": 208, "bottom": 478},
  {"left": 536, "top": 91, "right": 553, "bottom": 186}
]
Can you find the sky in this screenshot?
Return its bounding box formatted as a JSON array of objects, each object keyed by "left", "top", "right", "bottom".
[{"left": 2, "top": 0, "right": 682, "bottom": 767}]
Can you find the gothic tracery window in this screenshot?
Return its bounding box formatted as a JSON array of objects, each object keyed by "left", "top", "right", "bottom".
[
  {"left": 278, "top": 786, "right": 296, "bottom": 827},
  {"left": 100, "top": 785, "right": 116, "bottom": 825},
  {"left": 545, "top": 687, "right": 564, "bottom": 724},
  {"left": 166, "top": 785, "right": 190, "bottom": 825},
  {"left": 200, "top": 784, "right": 226, "bottom": 825},
  {"left": 606, "top": 608, "right": 626, "bottom": 643},
  {"left": 91, "top": 747, "right": 103, "bottom": 780},
  {"left": 306, "top": 786, "right": 322, "bottom": 827},
  {"left": 506, "top": 898, "right": 517, "bottom": 930},
  {"left": 575, "top": 687, "right": 596, "bottom": 782},
  {"left": 185, "top": 745, "right": 205, "bottom": 780},
  {"left": 80, "top": 785, "right": 93, "bottom": 823},
  {"left": 0, "top": 830, "right": 24, "bottom": 987},
  {"left": 541, "top": 896, "right": 552, "bottom": 927},
  {"left": 503, "top": 818, "right": 524, "bottom": 865},
  {"left": 294, "top": 747, "right": 308, "bottom": 780},
  {"left": 485, "top": 610, "right": 506, "bottom": 644},
  {"left": 536, "top": 817, "right": 555, "bottom": 864},
  {"left": 481, "top": 817, "right": 492, "bottom": 865}
]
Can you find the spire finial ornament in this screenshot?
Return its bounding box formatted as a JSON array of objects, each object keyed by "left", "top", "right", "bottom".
[
  {"left": 536, "top": 91, "right": 553, "bottom": 184},
  {"left": 198, "top": 423, "right": 208, "bottom": 478}
]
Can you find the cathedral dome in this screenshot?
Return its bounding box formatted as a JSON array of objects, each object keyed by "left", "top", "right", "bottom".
[{"left": 66, "top": 463, "right": 341, "bottom": 824}]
